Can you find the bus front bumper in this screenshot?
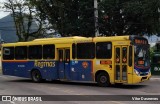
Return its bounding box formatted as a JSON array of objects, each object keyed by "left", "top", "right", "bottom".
[{"left": 132, "top": 73, "right": 151, "bottom": 84}]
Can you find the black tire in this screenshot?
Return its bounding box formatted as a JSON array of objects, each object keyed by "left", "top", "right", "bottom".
[
  {"left": 96, "top": 73, "right": 110, "bottom": 87},
  {"left": 31, "top": 70, "right": 42, "bottom": 82}
]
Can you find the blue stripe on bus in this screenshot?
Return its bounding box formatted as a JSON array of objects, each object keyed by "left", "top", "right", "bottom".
[{"left": 2, "top": 60, "right": 94, "bottom": 81}]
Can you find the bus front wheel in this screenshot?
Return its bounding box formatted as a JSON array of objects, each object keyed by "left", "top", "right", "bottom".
[
  {"left": 31, "top": 70, "right": 42, "bottom": 82},
  {"left": 96, "top": 73, "right": 110, "bottom": 87}
]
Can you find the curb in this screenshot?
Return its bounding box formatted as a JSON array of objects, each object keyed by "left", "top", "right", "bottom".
[{"left": 150, "top": 77, "right": 160, "bottom": 80}]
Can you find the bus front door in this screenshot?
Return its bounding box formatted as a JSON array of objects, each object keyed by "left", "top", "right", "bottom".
[
  {"left": 114, "top": 46, "right": 128, "bottom": 83},
  {"left": 58, "top": 48, "right": 70, "bottom": 79}
]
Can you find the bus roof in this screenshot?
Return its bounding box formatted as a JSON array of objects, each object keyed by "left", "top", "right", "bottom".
[{"left": 2, "top": 35, "right": 145, "bottom": 47}]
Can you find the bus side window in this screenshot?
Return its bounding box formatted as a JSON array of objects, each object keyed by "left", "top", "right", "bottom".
[
  {"left": 77, "top": 42, "right": 95, "bottom": 59},
  {"left": 3, "top": 47, "right": 14, "bottom": 60},
  {"left": 58, "top": 50, "right": 63, "bottom": 62},
  {"left": 129, "top": 46, "right": 132, "bottom": 66},
  {"left": 15, "top": 46, "right": 27, "bottom": 60},
  {"left": 65, "top": 49, "right": 70, "bottom": 63},
  {"left": 28, "top": 45, "right": 42, "bottom": 59},
  {"left": 72, "top": 43, "right": 76, "bottom": 59},
  {"left": 96, "top": 42, "right": 112, "bottom": 59},
  {"left": 43, "top": 44, "right": 55, "bottom": 59}
]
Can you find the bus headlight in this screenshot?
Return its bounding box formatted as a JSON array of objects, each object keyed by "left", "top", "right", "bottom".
[{"left": 134, "top": 69, "right": 140, "bottom": 76}]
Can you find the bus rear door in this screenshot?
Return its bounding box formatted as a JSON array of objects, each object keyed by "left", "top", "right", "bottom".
[
  {"left": 114, "top": 46, "right": 128, "bottom": 83},
  {"left": 58, "top": 48, "right": 70, "bottom": 80}
]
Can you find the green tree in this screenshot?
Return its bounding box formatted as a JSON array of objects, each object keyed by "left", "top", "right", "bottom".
[
  {"left": 99, "top": 0, "right": 160, "bottom": 36},
  {"left": 30, "top": 0, "right": 95, "bottom": 37},
  {"left": 4, "top": 0, "right": 44, "bottom": 41},
  {"left": 29, "top": 0, "right": 160, "bottom": 37}
]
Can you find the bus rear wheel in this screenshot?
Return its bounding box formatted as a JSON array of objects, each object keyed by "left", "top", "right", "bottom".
[
  {"left": 31, "top": 70, "right": 42, "bottom": 82},
  {"left": 96, "top": 73, "right": 110, "bottom": 87}
]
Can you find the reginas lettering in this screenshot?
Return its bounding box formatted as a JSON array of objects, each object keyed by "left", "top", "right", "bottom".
[{"left": 34, "top": 61, "right": 55, "bottom": 68}]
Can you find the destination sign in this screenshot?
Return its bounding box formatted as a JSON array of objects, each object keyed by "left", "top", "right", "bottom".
[{"left": 134, "top": 39, "right": 148, "bottom": 44}]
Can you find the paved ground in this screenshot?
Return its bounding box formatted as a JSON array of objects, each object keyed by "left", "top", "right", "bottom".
[{"left": 0, "top": 74, "right": 160, "bottom": 104}]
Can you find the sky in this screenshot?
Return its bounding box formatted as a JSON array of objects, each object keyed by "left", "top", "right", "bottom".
[
  {"left": 0, "top": 0, "right": 10, "bottom": 19},
  {"left": 0, "top": 11, "right": 10, "bottom": 19},
  {"left": 145, "top": 35, "right": 160, "bottom": 47}
]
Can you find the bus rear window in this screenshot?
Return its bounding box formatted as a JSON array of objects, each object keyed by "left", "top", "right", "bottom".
[{"left": 3, "top": 47, "right": 14, "bottom": 60}]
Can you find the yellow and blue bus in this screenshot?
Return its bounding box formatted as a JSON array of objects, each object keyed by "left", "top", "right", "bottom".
[{"left": 1, "top": 35, "right": 151, "bottom": 86}]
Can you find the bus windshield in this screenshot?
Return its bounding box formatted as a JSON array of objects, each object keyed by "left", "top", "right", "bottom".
[{"left": 134, "top": 45, "right": 150, "bottom": 67}]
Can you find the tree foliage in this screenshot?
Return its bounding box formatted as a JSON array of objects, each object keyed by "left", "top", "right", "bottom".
[
  {"left": 30, "top": 0, "right": 160, "bottom": 37},
  {"left": 99, "top": 0, "right": 160, "bottom": 36},
  {"left": 4, "top": 0, "right": 44, "bottom": 41},
  {"left": 30, "top": 0, "right": 95, "bottom": 37}
]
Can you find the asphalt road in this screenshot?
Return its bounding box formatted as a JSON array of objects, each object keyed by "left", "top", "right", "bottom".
[{"left": 0, "top": 75, "right": 160, "bottom": 104}]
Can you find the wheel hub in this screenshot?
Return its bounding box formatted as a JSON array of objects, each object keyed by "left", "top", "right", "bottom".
[{"left": 100, "top": 76, "right": 107, "bottom": 83}]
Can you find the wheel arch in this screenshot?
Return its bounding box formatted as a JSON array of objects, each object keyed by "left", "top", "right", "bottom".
[{"left": 31, "top": 68, "right": 40, "bottom": 74}]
